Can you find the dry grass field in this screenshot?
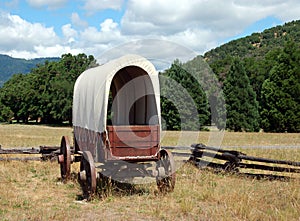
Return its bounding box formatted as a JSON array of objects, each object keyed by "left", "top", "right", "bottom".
[{"left": 0, "top": 124, "right": 299, "bottom": 221}]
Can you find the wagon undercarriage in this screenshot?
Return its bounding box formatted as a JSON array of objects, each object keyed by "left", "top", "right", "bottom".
[
  {"left": 55, "top": 131, "right": 177, "bottom": 199},
  {"left": 76, "top": 145, "right": 176, "bottom": 198}
]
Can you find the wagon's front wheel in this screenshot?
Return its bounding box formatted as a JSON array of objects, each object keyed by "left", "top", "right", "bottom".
[
  {"left": 156, "top": 149, "right": 176, "bottom": 193},
  {"left": 78, "top": 151, "right": 97, "bottom": 200},
  {"left": 58, "top": 136, "right": 71, "bottom": 181}
]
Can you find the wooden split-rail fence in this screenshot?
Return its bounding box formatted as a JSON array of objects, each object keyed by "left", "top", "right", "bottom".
[{"left": 1, "top": 143, "right": 300, "bottom": 179}]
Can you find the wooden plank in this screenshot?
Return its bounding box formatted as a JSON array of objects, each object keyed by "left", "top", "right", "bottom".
[
  {"left": 192, "top": 143, "right": 245, "bottom": 156},
  {"left": 0, "top": 148, "right": 40, "bottom": 154},
  {"left": 193, "top": 151, "right": 240, "bottom": 163},
  {"left": 192, "top": 143, "right": 300, "bottom": 167},
  {"left": 110, "top": 147, "right": 157, "bottom": 157},
  {"left": 163, "top": 146, "right": 192, "bottom": 150},
  {"left": 0, "top": 157, "right": 41, "bottom": 161},
  {"left": 239, "top": 155, "right": 300, "bottom": 167},
  {"left": 239, "top": 163, "right": 300, "bottom": 173},
  {"left": 108, "top": 132, "right": 158, "bottom": 142}
]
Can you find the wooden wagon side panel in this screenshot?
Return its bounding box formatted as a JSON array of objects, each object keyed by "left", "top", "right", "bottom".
[
  {"left": 107, "top": 125, "right": 160, "bottom": 158},
  {"left": 73, "top": 126, "right": 108, "bottom": 162}
]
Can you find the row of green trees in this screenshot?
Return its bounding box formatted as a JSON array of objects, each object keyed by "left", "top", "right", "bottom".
[
  {"left": 159, "top": 41, "right": 299, "bottom": 133},
  {"left": 0, "top": 53, "right": 96, "bottom": 124},
  {"left": 260, "top": 41, "right": 300, "bottom": 132},
  {"left": 211, "top": 41, "right": 300, "bottom": 132}
]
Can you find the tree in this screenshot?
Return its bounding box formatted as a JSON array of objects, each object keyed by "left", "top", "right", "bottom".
[
  {"left": 224, "top": 58, "right": 260, "bottom": 132},
  {"left": 47, "top": 53, "right": 96, "bottom": 124},
  {"left": 183, "top": 56, "right": 226, "bottom": 130},
  {"left": 0, "top": 99, "right": 13, "bottom": 122},
  {"left": 160, "top": 59, "right": 210, "bottom": 130},
  {"left": 0, "top": 53, "right": 97, "bottom": 124},
  {"left": 260, "top": 41, "right": 300, "bottom": 132},
  {"left": 0, "top": 74, "right": 29, "bottom": 122}
]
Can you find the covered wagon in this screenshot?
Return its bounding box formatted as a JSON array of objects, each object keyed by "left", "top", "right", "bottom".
[{"left": 58, "top": 54, "right": 175, "bottom": 198}]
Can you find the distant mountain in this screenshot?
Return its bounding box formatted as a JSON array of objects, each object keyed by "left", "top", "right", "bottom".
[{"left": 0, "top": 54, "right": 60, "bottom": 86}]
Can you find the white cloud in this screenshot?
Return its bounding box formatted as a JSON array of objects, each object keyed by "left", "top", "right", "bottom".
[
  {"left": 62, "top": 24, "right": 78, "bottom": 39},
  {"left": 122, "top": 0, "right": 260, "bottom": 36},
  {"left": 79, "top": 19, "right": 123, "bottom": 46},
  {"left": 1, "top": 0, "right": 300, "bottom": 61},
  {"left": 34, "top": 44, "right": 82, "bottom": 57},
  {"left": 62, "top": 24, "right": 78, "bottom": 44},
  {"left": 120, "top": 0, "right": 300, "bottom": 54},
  {"left": 164, "top": 29, "right": 218, "bottom": 53},
  {"left": 100, "top": 19, "right": 118, "bottom": 32},
  {"left": 0, "top": 12, "right": 59, "bottom": 52},
  {"left": 0, "top": 44, "right": 82, "bottom": 59},
  {"left": 0, "top": 45, "right": 79, "bottom": 58},
  {"left": 71, "top": 13, "right": 88, "bottom": 28},
  {"left": 26, "top": 0, "right": 67, "bottom": 9},
  {"left": 83, "top": 0, "right": 124, "bottom": 14},
  {"left": 0, "top": 12, "right": 81, "bottom": 58}
]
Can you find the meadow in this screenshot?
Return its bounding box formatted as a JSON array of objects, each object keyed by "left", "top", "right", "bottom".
[{"left": 0, "top": 124, "right": 299, "bottom": 220}]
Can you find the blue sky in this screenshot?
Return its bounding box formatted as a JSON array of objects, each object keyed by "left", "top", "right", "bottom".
[
  {"left": 1, "top": 0, "right": 125, "bottom": 35},
  {"left": 0, "top": 0, "right": 299, "bottom": 61},
  {"left": 228, "top": 16, "right": 283, "bottom": 42}
]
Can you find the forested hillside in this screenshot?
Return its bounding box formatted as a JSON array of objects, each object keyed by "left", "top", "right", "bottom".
[
  {"left": 0, "top": 54, "right": 60, "bottom": 86},
  {"left": 204, "top": 20, "right": 300, "bottom": 62},
  {"left": 162, "top": 20, "right": 300, "bottom": 132},
  {"left": 202, "top": 20, "right": 300, "bottom": 132}
]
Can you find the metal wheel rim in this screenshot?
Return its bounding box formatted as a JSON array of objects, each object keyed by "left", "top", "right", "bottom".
[
  {"left": 60, "top": 136, "right": 71, "bottom": 181},
  {"left": 80, "top": 151, "right": 97, "bottom": 198}
]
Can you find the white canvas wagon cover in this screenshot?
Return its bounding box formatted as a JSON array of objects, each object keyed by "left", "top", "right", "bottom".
[{"left": 73, "top": 54, "right": 161, "bottom": 133}]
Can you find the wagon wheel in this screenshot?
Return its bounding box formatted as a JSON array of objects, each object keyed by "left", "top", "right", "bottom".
[
  {"left": 58, "top": 136, "right": 71, "bottom": 181},
  {"left": 156, "top": 149, "right": 176, "bottom": 193},
  {"left": 79, "top": 151, "right": 97, "bottom": 200}
]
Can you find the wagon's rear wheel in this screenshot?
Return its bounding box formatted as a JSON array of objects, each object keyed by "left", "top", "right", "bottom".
[
  {"left": 78, "top": 151, "right": 97, "bottom": 200},
  {"left": 156, "top": 149, "right": 176, "bottom": 193},
  {"left": 58, "top": 136, "right": 71, "bottom": 181}
]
